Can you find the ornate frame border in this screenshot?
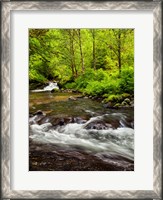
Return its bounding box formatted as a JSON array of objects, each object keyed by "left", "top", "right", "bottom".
[{"left": 1, "top": 1, "right": 162, "bottom": 199}]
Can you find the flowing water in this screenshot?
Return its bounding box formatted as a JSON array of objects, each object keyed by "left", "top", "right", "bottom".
[
  {"left": 31, "top": 82, "right": 59, "bottom": 92},
  {"left": 29, "top": 91, "right": 134, "bottom": 171}
]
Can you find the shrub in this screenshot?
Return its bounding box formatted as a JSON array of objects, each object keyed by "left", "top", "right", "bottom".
[
  {"left": 95, "top": 69, "right": 107, "bottom": 81},
  {"left": 119, "top": 67, "right": 134, "bottom": 94},
  {"left": 75, "top": 69, "right": 95, "bottom": 90},
  {"left": 84, "top": 81, "right": 105, "bottom": 96},
  {"left": 65, "top": 82, "right": 77, "bottom": 89}
]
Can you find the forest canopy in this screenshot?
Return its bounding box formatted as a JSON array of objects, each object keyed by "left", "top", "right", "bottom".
[{"left": 29, "top": 28, "right": 134, "bottom": 100}]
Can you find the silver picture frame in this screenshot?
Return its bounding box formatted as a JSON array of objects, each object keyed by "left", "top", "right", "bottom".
[{"left": 1, "top": 1, "right": 162, "bottom": 199}]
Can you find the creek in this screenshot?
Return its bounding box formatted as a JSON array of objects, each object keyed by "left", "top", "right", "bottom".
[{"left": 29, "top": 91, "right": 134, "bottom": 171}]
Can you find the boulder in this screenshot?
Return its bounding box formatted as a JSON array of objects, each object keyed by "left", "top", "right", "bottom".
[
  {"left": 72, "top": 89, "right": 78, "bottom": 93},
  {"left": 84, "top": 120, "right": 111, "bottom": 130},
  {"left": 114, "top": 103, "right": 121, "bottom": 108},
  {"left": 121, "top": 101, "right": 127, "bottom": 106},
  {"left": 51, "top": 88, "right": 59, "bottom": 93},
  {"left": 33, "top": 110, "right": 45, "bottom": 116},
  {"left": 68, "top": 96, "right": 77, "bottom": 101},
  {"left": 124, "top": 98, "right": 130, "bottom": 104},
  {"left": 73, "top": 117, "right": 87, "bottom": 124},
  {"left": 130, "top": 101, "right": 134, "bottom": 107},
  {"left": 103, "top": 102, "right": 114, "bottom": 109}
]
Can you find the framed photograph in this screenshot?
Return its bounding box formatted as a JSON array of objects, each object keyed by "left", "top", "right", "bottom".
[{"left": 1, "top": 0, "right": 162, "bottom": 199}]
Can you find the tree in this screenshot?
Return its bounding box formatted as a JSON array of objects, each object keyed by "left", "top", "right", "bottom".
[
  {"left": 90, "top": 29, "right": 96, "bottom": 70},
  {"left": 29, "top": 28, "right": 134, "bottom": 96},
  {"left": 107, "top": 29, "right": 134, "bottom": 75},
  {"left": 77, "top": 29, "right": 85, "bottom": 73}
]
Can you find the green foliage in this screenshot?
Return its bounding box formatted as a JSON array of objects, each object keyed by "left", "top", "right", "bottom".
[
  {"left": 103, "top": 93, "right": 131, "bottom": 104},
  {"left": 29, "top": 69, "right": 47, "bottom": 83},
  {"left": 105, "top": 94, "right": 123, "bottom": 103},
  {"left": 84, "top": 81, "right": 105, "bottom": 96},
  {"left": 65, "top": 82, "right": 77, "bottom": 89},
  {"left": 95, "top": 69, "right": 107, "bottom": 81},
  {"left": 74, "top": 69, "right": 95, "bottom": 90},
  {"left": 119, "top": 67, "right": 134, "bottom": 94},
  {"left": 84, "top": 75, "right": 120, "bottom": 96},
  {"left": 29, "top": 28, "right": 134, "bottom": 98}
]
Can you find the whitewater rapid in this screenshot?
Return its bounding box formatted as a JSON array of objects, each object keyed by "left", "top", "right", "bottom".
[
  {"left": 29, "top": 114, "right": 134, "bottom": 162},
  {"left": 32, "top": 82, "right": 59, "bottom": 92}
]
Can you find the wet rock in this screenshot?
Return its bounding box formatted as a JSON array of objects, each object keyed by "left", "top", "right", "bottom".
[
  {"left": 51, "top": 88, "right": 59, "bottom": 93},
  {"left": 103, "top": 102, "right": 114, "bottom": 109},
  {"left": 72, "top": 89, "right": 78, "bottom": 93},
  {"left": 124, "top": 98, "right": 130, "bottom": 104},
  {"left": 76, "top": 95, "right": 84, "bottom": 99},
  {"left": 130, "top": 100, "right": 134, "bottom": 107},
  {"left": 68, "top": 96, "right": 77, "bottom": 101},
  {"left": 50, "top": 117, "right": 71, "bottom": 126},
  {"left": 114, "top": 103, "right": 121, "bottom": 108},
  {"left": 92, "top": 96, "right": 97, "bottom": 100},
  {"left": 37, "top": 116, "right": 52, "bottom": 124},
  {"left": 121, "top": 101, "right": 127, "bottom": 106},
  {"left": 84, "top": 120, "right": 111, "bottom": 130},
  {"left": 63, "top": 89, "right": 72, "bottom": 93},
  {"left": 29, "top": 112, "right": 46, "bottom": 125},
  {"left": 29, "top": 143, "right": 134, "bottom": 171},
  {"left": 29, "top": 113, "right": 34, "bottom": 118},
  {"left": 131, "top": 122, "right": 134, "bottom": 128},
  {"left": 102, "top": 115, "right": 122, "bottom": 129},
  {"left": 38, "top": 116, "right": 87, "bottom": 127},
  {"left": 32, "top": 161, "right": 38, "bottom": 166},
  {"left": 54, "top": 118, "right": 65, "bottom": 126},
  {"left": 73, "top": 117, "right": 87, "bottom": 124},
  {"left": 33, "top": 110, "right": 45, "bottom": 116}
]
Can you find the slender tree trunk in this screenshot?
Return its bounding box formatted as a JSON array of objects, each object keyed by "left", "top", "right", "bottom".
[
  {"left": 72, "top": 30, "right": 77, "bottom": 77},
  {"left": 68, "top": 29, "right": 77, "bottom": 78},
  {"left": 118, "top": 30, "right": 121, "bottom": 75},
  {"left": 78, "top": 29, "right": 85, "bottom": 73},
  {"left": 68, "top": 30, "right": 75, "bottom": 77},
  {"left": 92, "top": 29, "right": 96, "bottom": 70}
]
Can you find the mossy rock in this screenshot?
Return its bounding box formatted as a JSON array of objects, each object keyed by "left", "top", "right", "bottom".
[
  {"left": 107, "top": 94, "right": 122, "bottom": 103},
  {"left": 68, "top": 96, "right": 77, "bottom": 101},
  {"left": 121, "top": 101, "right": 127, "bottom": 106},
  {"left": 121, "top": 93, "right": 131, "bottom": 99},
  {"left": 51, "top": 88, "right": 59, "bottom": 93},
  {"left": 124, "top": 98, "right": 130, "bottom": 104},
  {"left": 114, "top": 103, "right": 121, "bottom": 108}
]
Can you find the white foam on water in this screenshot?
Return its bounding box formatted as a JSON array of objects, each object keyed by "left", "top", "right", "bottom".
[
  {"left": 29, "top": 115, "right": 134, "bottom": 161},
  {"left": 32, "top": 82, "right": 59, "bottom": 92}
]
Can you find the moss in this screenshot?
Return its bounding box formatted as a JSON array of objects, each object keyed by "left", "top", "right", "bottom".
[
  {"left": 114, "top": 103, "right": 121, "bottom": 107},
  {"left": 106, "top": 94, "right": 122, "bottom": 103},
  {"left": 121, "top": 93, "right": 131, "bottom": 99},
  {"left": 104, "top": 93, "right": 131, "bottom": 102},
  {"left": 124, "top": 98, "right": 130, "bottom": 104},
  {"left": 121, "top": 101, "right": 127, "bottom": 106}
]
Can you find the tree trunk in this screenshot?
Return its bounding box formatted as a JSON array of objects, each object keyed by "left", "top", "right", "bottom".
[
  {"left": 78, "top": 29, "right": 85, "bottom": 73},
  {"left": 92, "top": 29, "right": 96, "bottom": 70},
  {"left": 118, "top": 30, "right": 121, "bottom": 75},
  {"left": 69, "top": 31, "right": 75, "bottom": 77},
  {"left": 68, "top": 29, "right": 77, "bottom": 78},
  {"left": 72, "top": 30, "right": 77, "bottom": 77}
]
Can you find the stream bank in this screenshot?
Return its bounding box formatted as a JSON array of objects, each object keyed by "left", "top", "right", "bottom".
[{"left": 29, "top": 91, "right": 134, "bottom": 171}]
